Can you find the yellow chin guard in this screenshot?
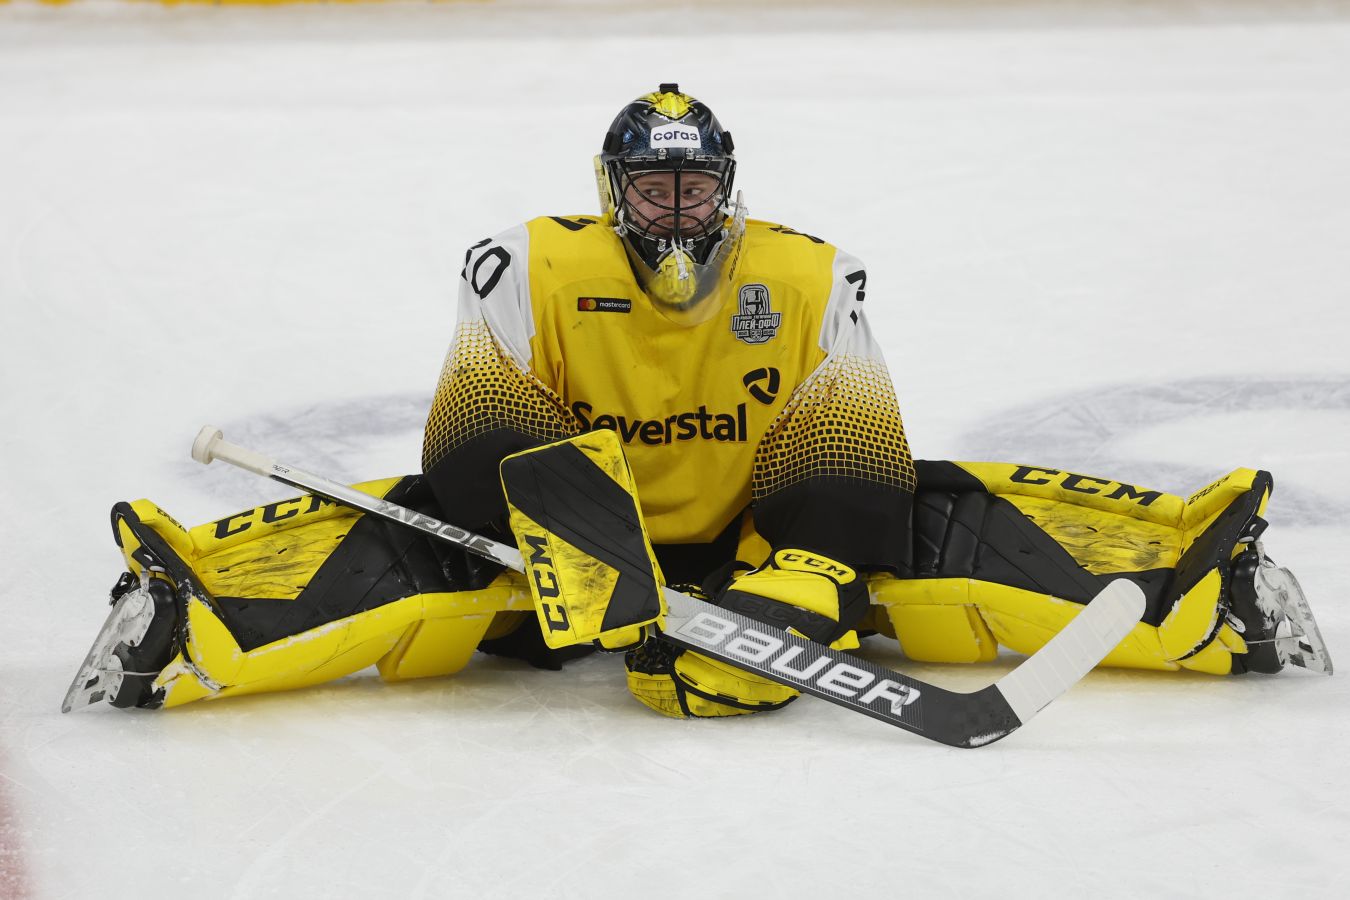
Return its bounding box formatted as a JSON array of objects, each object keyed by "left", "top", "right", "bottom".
[{"left": 649, "top": 246, "right": 699, "bottom": 308}]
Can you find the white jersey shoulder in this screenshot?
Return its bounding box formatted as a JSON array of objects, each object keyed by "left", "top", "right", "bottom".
[
  {"left": 739, "top": 221, "right": 875, "bottom": 359},
  {"left": 457, "top": 223, "right": 535, "bottom": 368},
  {"left": 817, "top": 247, "right": 884, "bottom": 363}
]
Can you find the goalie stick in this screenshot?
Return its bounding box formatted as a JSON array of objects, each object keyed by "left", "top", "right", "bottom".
[{"left": 190, "top": 426, "right": 1144, "bottom": 748}]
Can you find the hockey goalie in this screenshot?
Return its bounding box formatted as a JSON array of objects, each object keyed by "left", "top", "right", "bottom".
[{"left": 65, "top": 85, "right": 1331, "bottom": 718}]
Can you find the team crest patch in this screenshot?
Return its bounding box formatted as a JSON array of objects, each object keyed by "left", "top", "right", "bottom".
[
  {"left": 578, "top": 297, "right": 632, "bottom": 313},
  {"left": 730, "top": 284, "right": 781, "bottom": 344}
]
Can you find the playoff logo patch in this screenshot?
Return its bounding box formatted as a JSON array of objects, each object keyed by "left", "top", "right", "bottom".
[
  {"left": 730, "top": 284, "right": 781, "bottom": 344},
  {"left": 578, "top": 297, "right": 632, "bottom": 313}
]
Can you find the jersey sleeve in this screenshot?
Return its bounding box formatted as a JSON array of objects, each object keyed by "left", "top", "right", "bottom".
[
  {"left": 750, "top": 249, "right": 916, "bottom": 573},
  {"left": 421, "top": 225, "right": 581, "bottom": 530}
]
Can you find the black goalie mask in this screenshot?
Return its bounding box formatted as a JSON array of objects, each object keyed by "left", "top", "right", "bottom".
[{"left": 597, "top": 85, "right": 744, "bottom": 321}]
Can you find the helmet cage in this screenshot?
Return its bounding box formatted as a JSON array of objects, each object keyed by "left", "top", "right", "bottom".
[
  {"left": 609, "top": 157, "right": 737, "bottom": 270},
  {"left": 597, "top": 88, "right": 740, "bottom": 317}
]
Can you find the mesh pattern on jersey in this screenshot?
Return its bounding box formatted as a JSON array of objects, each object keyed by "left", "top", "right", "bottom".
[
  {"left": 422, "top": 320, "right": 579, "bottom": 470},
  {"left": 752, "top": 354, "right": 916, "bottom": 498}
]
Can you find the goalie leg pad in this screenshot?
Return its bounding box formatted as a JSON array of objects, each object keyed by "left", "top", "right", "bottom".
[
  {"left": 881, "top": 463, "right": 1327, "bottom": 676},
  {"left": 75, "top": 477, "right": 533, "bottom": 710}
]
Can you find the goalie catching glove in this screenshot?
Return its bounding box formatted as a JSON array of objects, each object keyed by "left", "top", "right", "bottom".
[{"left": 625, "top": 549, "right": 870, "bottom": 719}]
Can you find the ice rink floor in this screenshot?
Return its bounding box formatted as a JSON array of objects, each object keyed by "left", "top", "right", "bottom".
[{"left": 2, "top": 1, "right": 1349, "bottom": 897}]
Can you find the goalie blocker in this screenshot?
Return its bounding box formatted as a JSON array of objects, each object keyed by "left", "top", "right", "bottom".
[{"left": 500, "top": 431, "right": 665, "bottom": 650}]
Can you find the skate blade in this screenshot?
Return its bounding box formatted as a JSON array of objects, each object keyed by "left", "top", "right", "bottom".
[
  {"left": 61, "top": 586, "right": 156, "bottom": 713},
  {"left": 1256, "top": 564, "right": 1333, "bottom": 676}
]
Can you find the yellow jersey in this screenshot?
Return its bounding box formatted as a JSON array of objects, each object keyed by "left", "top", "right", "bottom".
[{"left": 423, "top": 215, "right": 914, "bottom": 568}]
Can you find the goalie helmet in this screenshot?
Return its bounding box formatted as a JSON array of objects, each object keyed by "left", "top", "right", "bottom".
[{"left": 597, "top": 84, "right": 744, "bottom": 322}]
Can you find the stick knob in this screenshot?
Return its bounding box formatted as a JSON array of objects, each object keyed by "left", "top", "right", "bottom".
[{"left": 192, "top": 426, "right": 224, "bottom": 464}]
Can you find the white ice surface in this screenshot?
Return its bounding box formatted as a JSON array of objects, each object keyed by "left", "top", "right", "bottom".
[{"left": 2, "top": 2, "right": 1350, "bottom": 897}]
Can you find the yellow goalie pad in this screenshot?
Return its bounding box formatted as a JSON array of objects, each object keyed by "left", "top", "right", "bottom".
[
  {"left": 870, "top": 463, "right": 1272, "bottom": 675},
  {"left": 501, "top": 431, "right": 665, "bottom": 650},
  {"left": 109, "top": 479, "right": 534, "bottom": 709}
]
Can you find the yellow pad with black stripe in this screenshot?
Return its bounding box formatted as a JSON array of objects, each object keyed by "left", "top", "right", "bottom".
[
  {"left": 870, "top": 461, "right": 1272, "bottom": 675},
  {"left": 109, "top": 479, "right": 534, "bottom": 709},
  {"left": 501, "top": 430, "right": 665, "bottom": 649}
]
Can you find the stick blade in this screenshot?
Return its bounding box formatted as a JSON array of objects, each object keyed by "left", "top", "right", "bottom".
[{"left": 994, "top": 579, "right": 1146, "bottom": 725}]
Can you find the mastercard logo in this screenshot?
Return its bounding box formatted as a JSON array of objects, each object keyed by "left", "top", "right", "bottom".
[{"left": 577, "top": 297, "right": 632, "bottom": 313}]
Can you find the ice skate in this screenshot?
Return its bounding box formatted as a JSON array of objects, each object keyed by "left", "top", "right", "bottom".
[
  {"left": 1228, "top": 540, "right": 1332, "bottom": 676},
  {"left": 61, "top": 568, "right": 180, "bottom": 712}
]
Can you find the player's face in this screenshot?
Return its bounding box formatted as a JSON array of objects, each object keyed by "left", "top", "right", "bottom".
[{"left": 624, "top": 171, "right": 722, "bottom": 238}]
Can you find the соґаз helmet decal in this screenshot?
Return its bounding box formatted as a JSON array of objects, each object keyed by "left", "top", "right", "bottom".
[{"left": 597, "top": 84, "right": 745, "bottom": 323}]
